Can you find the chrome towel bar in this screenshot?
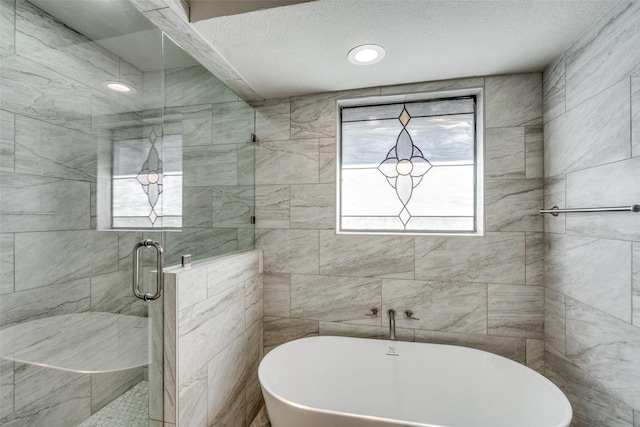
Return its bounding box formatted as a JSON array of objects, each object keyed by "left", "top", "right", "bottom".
[{"left": 539, "top": 205, "right": 640, "bottom": 216}]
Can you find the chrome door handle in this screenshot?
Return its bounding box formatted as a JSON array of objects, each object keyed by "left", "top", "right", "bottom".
[{"left": 132, "top": 239, "right": 163, "bottom": 301}]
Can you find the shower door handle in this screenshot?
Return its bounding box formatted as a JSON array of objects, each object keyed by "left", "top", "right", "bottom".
[{"left": 132, "top": 239, "right": 164, "bottom": 301}]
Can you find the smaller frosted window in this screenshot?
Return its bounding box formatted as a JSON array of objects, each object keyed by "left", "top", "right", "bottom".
[{"left": 337, "top": 92, "right": 482, "bottom": 235}]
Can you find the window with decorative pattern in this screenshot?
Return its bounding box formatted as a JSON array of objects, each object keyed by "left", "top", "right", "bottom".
[{"left": 337, "top": 89, "right": 483, "bottom": 235}]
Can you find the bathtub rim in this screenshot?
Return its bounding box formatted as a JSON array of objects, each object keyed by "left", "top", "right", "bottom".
[{"left": 259, "top": 335, "right": 573, "bottom": 427}]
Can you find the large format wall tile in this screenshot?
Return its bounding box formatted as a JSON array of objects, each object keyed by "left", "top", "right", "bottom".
[
  {"left": 255, "top": 139, "right": 319, "bottom": 185},
  {"left": 634, "top": 242, "right": 639, "bottom": 327},
  {"left": 415, "top": 233, "right": 525, "bottom": 284},
  {"left": 163, "top": 228, "right": 238, "bottom": 266},
  {"left": 566, "top": 157, "right": 640, "bottom": 209},
  {"left": 0, "top": 0, "right": 14, "bottom": 57},
  {"left": 255, "top": 185, "right": 289, "bottom": 229},
  {"left": 543, "top": 176, "right": 565, "bottom": 234},
  {"left": 0, "top": 173, "right": 90, "bottom": 232},
  {"left": 485, "top": 74, "right": 542, "bottom": 128},
  {"left": 165, "top": 65, "right": 238, "bottom": 108},
  {"left": 252, "top": 98, "right": 291, "bottom": 142},
  {"left": 207, "top": 323, "right": 260, "bottom": 426},
  {"left": 15, "top": 116, "right": 96, "bottom": 181},
  {"left": 319, "top": 321, "right": 414, "bottom": 342},
  {"left": 0, "top": 278, "right": 89, "bottom": 326},
  {"left": 178, "top": 366, "right": 207, "bottom": 427},
  {"left": 291, "top": 88, "right": 379, "bottom": 139},
  {"left": 0, "top": 374, "right": 90, "bottom": 427},
  {"left": 290, "top": 183, "right": 334, "bottom": 229},
  {"left": 633, "top": 74, "right": 640, "bottom": 158},
  {"left": 542, "top": 54, "right": 566, "bottom": 123},
  {"left": 0, "top": 110, "right": 14, "bottom": 173},
  {"left": 15, "top": 0, "right": 119, "bottom": 94},
  {"left": 211, "top": 101, "right": 254, "bottom": 144},
  {"left": 210, "top": 186, "right": 254, "bottom": 229},
  {"left": 564, "top": 157, "right": 640, "bottom": 241},
  {"left": 383, "top": 280, "right": 487, "bottom": 334},
  {"left": 256, "top": 229, "right": 318, "bottom": 274},
  {"left": 484, "top": 127, "right": 525, "bottom": 179},
  {"left": 319, "top": 138, "right": 336, "bottom": 184},
  {"left": 90, "top": 270, "right": 147, "bottom": 316},
  {"left": 545, "top": 79, "right": 630, "bottom": 177},
  {"left": 565, "top": 1, "right": 640, "bottom": 110},
  {"left": 183, "top": 144, "right": 238, "bottom": 187},
  {"left": 0, "top": 233, "right": 14, "bottom": 295},
  {"left": 485, "top": 178, "right": 543, "bottom": 232},
  {"left": 525, "top": 126, "right": 543, "bottom": 179},
  {"left": 566, "top": 297, "right": 640, "bottom": 410},
  {"left": 488, "top": 284, "right": 544, "bottom": 339},
  {"left": 415, "top": 330, "right": 526, "bottom": 363},
  {"left": 263, "top": 273, "right": 291, "bottom": 318},
  {"left": 206, "top": 251, "right": 261, "bottom": 297},
  {"left": 525, "top": 232, "right": 544, "bottom": 286},
  {"left": 380, "top": 76, "right": 485, "bottom": 96},
  {"left": 0, "top": 55, "right": 91, "bottom": 133},
  {"left": 545, "top": 351, "right": 635, "bottom": 427},
  {"left": 264, "top": 316, "right": 318, "bottom": 352},
  {"left": 545, "top": 288, "right": 566, "bottom": 354},
  {"left": 178, "top": 285, "right": 245, "bottom": 383},
  {"left": 0, "top": 358, "right": 12, "bottom": 419},
  {"left": 14, "top": 230, "right": 118, "bottom": 291},
  {"left": 290, "top": 274, "right": 381, "bottom": 324},
  {"left": 319, "top": 231, "right": 414, "bottom": 278},
  {"left": 545, "top": 234, "right": 631, "bottom": 322}
]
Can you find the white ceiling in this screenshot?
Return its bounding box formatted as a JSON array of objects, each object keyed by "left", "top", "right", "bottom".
[{"left": 192, "top": 0, "right": 619, "bottom": 99}]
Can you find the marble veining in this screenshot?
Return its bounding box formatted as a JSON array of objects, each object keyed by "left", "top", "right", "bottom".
[
  {"left": 0, "top": 233, "right": 14, "bottom": 295},
  {"left": 566, "top": 297, "right": 640, "bottom": 409},
  {"left": 545, "top": 288, "right": 566, "bottom": 355},
  {"left": 485, "top": 74, "right": 542, "bottom": 128},
  {"left": 383, "top": 280, "right": 487, "bottom": 334},
  {"left": 0, "top": 313, "right": 148, "bottom": 373},
  {"left": 633, "top": 242, "right": 639, "bottom": 327},
  {"left": 255, "top": 185, "right": 290, "bottom": 229},
  {"left": 488, "top": 284, "right": 544, "bottom": 339},
  {"left": 525, "top": 126, "right": 544, "bottom": 179},
  {"left": 565, "top": 1, "right": 640, "bottom": 110},
  {"left": 484, "top": 127, "right": 525, "bottom": 179},
  {"left": 545, "top": 351, "right": 634, "bottom": 427},
  {"left": 291, "top": 274, "right": 381, "bottom": 324},
  {"left": 545, "top": 233, "right": 631, "bottom": 322},
  {"left": 415, "top": 232, "right": 525, "bottom": 284},
  {"left": 633, "top": 74, "right": 640, "bottom": 158},
  {"left": 257, "top": 229, "right": 318, "bottom": 274},
  {"left": 545, "top": 78, "right": 631, "bottom": 177},
  {"left": 542, "top": 54, "right": 566, "bottom": 124},
  {"left": 251, "top": 98, "right": 291, "bottom": 142},
  {"left": 485, "top": 178, "right": 543, "bottom": 232},
  {"left": 0, "top": 110, "right": 14, "bottom": 173},
  {"left": 255, "top": 139, "right": 319, "bottom": 185},
  {"left": 290, "top": 183, "right": 334, "bottom": 229},
  {"left": 263, "top": 273, "right": 291, "bottom": 318}
]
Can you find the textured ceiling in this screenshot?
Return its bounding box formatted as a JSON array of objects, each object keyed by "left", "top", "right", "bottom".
[{"left": 193, "top": 0, "right": 619, "bottom": 99}]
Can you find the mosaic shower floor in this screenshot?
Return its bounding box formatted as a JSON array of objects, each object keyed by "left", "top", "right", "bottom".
[{"left": 78, "top": 381, "right": 148, "bottom": 427}]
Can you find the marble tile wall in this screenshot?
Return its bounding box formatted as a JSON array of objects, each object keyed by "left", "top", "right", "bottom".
[
  {"left": 0, "top": 0, "right": 256, "bottom": 425},
  {"left": 542, "top": 2, "right": 640, "bottom": 424},
  {"left": 253, "top": 73, "right": 544, "bottom": 370},
  {"left": 162, "top": 251, "right": 263, "bottom": 427}
]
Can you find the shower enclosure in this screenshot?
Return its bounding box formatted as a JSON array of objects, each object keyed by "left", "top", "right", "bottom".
[{"left": 0, "top": 0, "right": 255, "bottom": 425}]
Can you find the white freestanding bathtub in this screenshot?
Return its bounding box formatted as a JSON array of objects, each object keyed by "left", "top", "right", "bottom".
[{"left": 259, "top": 336, "right": 572, "bottom": 427}]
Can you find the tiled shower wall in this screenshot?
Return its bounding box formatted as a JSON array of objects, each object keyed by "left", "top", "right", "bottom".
[
  {"left": 0, "top": 0, "right": 255, "bottom": 424},
  {"left": 252, "top": 73, "right": 546, "bottom": 370},
  {"left": 542, "top": 1, "right": 640, "bottom": 425},
  {"left": 162, "top": 251, "right": 264, "bottom": 427}
]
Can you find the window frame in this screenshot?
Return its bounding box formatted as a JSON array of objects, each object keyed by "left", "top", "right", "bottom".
[{"left": 335, "top": 88, "right": 484, "bottom": 236}]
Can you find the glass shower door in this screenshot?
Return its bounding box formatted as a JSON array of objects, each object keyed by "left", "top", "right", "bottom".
[{"left": 0, "top": 1, "right": 174, "bottom": 425}]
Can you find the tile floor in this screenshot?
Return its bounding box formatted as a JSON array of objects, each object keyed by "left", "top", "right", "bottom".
[{"left": 78, "top": 381, "right": 148, "bottom": 427}]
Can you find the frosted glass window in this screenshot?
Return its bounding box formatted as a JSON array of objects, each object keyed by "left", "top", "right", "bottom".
[{"left": 337, "top": 92, "right": 483, "bottom": 235}]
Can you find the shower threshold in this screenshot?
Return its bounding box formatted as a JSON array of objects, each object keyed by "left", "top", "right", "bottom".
[{"left": 78, "top": 380, "right": 149, "bottom": 427}]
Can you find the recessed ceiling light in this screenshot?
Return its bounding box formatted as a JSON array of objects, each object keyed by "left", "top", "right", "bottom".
[
  {"left": 103, "top": 81, "right": 136, "bottom": 94},
  {"left": 348, "top": 44, "right": 385, "bottom": 65}
]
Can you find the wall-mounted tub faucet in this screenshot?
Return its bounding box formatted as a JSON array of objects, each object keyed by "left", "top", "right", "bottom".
[{"left": 388, "top": 309, "right": 396, "bottom": 340}]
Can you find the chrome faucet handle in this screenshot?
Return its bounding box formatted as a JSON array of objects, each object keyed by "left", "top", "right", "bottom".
[
  {"left": 404, "top": 310, "right": 420, "bottom": 320},
  {"left": 366, "top": 308, "right": 379, "bottom": 317}
]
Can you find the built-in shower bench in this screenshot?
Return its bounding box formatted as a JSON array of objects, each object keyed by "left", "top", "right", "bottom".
[{"left": 0, "top": 312, "right": 148, "bottom": 373}]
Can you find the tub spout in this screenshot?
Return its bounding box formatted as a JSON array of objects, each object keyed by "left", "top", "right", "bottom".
[{"left": 388, "top": 309, "right": 396, "bottom": 340}]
